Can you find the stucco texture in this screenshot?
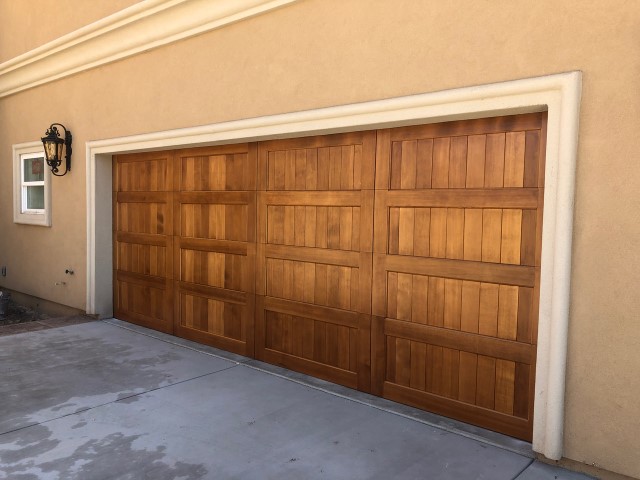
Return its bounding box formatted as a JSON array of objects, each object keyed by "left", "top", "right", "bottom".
[
  {"left": 0, "top": 0, "right": 141, "bottom": 63},
  {"left": 0, "top": 0, "right": 639, "bottom": 477}
]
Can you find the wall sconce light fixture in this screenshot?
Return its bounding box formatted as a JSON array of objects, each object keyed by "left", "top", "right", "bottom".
[{"left": 41, "top": 123, "right": 72, "bottom": 176}]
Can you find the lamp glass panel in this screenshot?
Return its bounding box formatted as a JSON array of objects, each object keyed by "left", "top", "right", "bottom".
[
  {"left": 25, "top": 186, "right": 45, "bottom": 210},
  {"left": 57, "top": 141, "right": 65, "bottom": 161},
  {"left": 44, "top": 141, "right": 58, "bottom": 162},
  {"left": 23, "top": 156, "right": 44, "bottom": 182}
]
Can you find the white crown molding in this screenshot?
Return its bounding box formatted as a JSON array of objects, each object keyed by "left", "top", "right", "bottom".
[
  {"left": 87, "top": 71, "right": 582, "bottom": 461},
  {"left": 0, "top": 0, "right": 299, "bottom": 98}
]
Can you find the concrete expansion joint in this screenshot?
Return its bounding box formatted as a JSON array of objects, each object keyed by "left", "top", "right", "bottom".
[
  {"left": 511, "top": 459, "right": 536, "bottom": 479},
  {"left": 0, "top": 366, "right": 238, "bottom": 441}
]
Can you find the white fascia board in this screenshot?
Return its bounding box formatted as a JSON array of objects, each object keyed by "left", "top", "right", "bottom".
[{"left": 0, "top": 0, "right": 299, "bottom": 98}]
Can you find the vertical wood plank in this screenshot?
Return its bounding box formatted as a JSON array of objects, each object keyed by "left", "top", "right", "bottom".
[
  {"left": 523, "top": 131, "right": 540, "bottom": 188},
  {"left": 430, "top": 208, "right": 447, "bottom": 258},
  {"left": 449, "top": 136, "right": 467, "bottom": 188},
  {"left": 482, "top": 209, "right": 502, "bottom": 263},
  {"left": 305, "top": 149, "right": 318, "bottom": 190},
  {"left": 398, "top": 208, "right": 415, "bottom": 255},
  {"left": 443, "top": 279, "right": 462, "bottom": 330},
  {"left": 400, "top": 140, "right": 417, "bottom": 189},
  {"left": 446, "top": 208, "right": 465, "bottom": 260},
  {"left": 513, "top": 363, "right": 530, "bottom": 419},
  {"left": 413, "top": 208, "right": 431, "bottom": 257},
  {"left": 463, "top": 209, "right": 483, "bottom": 261},
  {"left": 501, "top": 209, "right": 523, "bottom": 265},
  {"left": 495, "top": 360, "right": 516, "bottom": 415},
  {"left": 388, "top": 208, "right": 400, "bottom": 255},
  {"left": 466, "top": 135, "right": 486, "bottom": 188},
  {"left": 387, "top": 272, "right": 398, "bottom": 319},
  {"left": 395, "top": 338, "right": 411, "bottom": 387},
  {"left": 427, "top": 277, "right": 445, "bottom": 327},
  {"left": 415, "top": 139, "right": 433, "bottom": 189},
  {"left": 520, "top": 209, "right": 537, "bottom": 266},
  {"left": 329, "top": 146, "right": 342, "bottom": 190},
  {"left": 341, "top": 145, "right": 354, "bottom": 190},
  {"left": 432, "top": 138, "right": 450, "bottom": 188},
  {"left": 410, "top": 341, "right": 427, "bottom": 391},
  {"left": 485, "top": 133, "right": 505, "bottom": 188},
  {"left": 411, "top": 275, "right": 428, "bottom": 324},
  {"left": 476, "top": 355, "right": 496, "bottom": 409},
  {"left": 317, "top": 147, "right": 330, "bottom": 190},
  {"left": 460, "top": 280, "right": 480, "bottom": 333},
  {"left": 498, "top": 285, "right": 519, "bottom": 340},
  {"left": 396, "top": 273, "right": 413, "bottom": 321},
  {"left": 458, "top": 351, "right": 478, "bottom": 404},
  {"left": 390, "top": 142, "right": 402, "bottom": 190},
  {"left": 478, "top": 283, "right": 499, "bottom": 337},
  {"left": 517, "top": 287, "right": 533, "bottom": 343},
  {"left": 504, "top": 132, "right": 525, "bottom": 187}
]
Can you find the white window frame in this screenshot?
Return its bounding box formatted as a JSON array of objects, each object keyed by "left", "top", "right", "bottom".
[{"left": 13, "top": 142, "right": 51, "bottom": 226}]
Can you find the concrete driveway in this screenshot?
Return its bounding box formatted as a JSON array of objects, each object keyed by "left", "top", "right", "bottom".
[{"left": 0, "top": 319, "right": 593, "bottom": 479}]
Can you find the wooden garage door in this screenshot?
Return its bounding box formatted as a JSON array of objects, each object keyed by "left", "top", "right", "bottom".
[
  {"left": 172, "top": 145, "right": 257, "bottom": 357},
  {"left": 371, "top": 113, "right": 546, "bottom": 440},
  {"left": 113, "top": 151, "right": 174, "bottom": 333},
  {"left": 255, "top": 132, "right": 375, "bottom": 390},
  {"left": 113, "top": 113, "right": 545, "bottom": 440}
]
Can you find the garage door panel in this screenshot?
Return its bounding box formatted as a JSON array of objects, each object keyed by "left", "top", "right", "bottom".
[
  {"left": 178, "top": 147, "right": 254, "bottom": 192},
  {"left": 388, "top": 113, "right": 543, "bottom": 144},
  {"left": 384, "top": 335, "right": 533, "bottom": 419},
  {"left": 114, "top": 152, "right": 174, "bottom": 333},
  {"left": 178, "top": 248, "right": 246, "bottom": 292},
  {"left": 260, "top": 133, "right": 375, "bottom": 192},
  {"left": 387, "top": 128, "right": 541, "bottom": 191},
  {"left": 264, "top": 310, "right": 354, "bottom": 369},
  {"left": 115, "top": 156, "right": 171, "bottom": 192},
  {"left": 178, "top": 293, "right": 244, "bottom": 339},
  {"left": 116, "top": 241, "right": 168, "bottom": 277},
  {"left": 115, "top": 273, "right": 173, "bottom": 333},
  {"left": 115, "top": 199, "right": 171, "bottom": 235},
  {"left": 260, "top": 191, "right": 373, "bottom": 251},
  {"left": 257, "top": 132, "right": 375, "bottom": 391},
  {"left": 179, "top": 202, "right": 249, "bottom": 242},
  {"left": 172, "top": 145, "right": 256, "bottom": 356},
  {"left": 383, "top": 380, "right": 532, "bottom": 440},
  {"left": 373, "top": 113, "right": 545, "bottom": 440},
  {"left": 260, "top": 307, "right": 359, "bottom": 389}
]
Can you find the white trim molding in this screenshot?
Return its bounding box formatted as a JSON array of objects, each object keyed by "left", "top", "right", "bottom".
[
  {"left": 13, "top": 142, "right": 51, "bottom": 227},
  {"left": 87, "top": 71, "right": 581, "bottom": 461},
  {"left": 0, "top": 0, "right": 299, "bottom": 98}
]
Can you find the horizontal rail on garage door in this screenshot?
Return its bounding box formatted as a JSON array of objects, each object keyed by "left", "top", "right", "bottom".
[{"left": 384, "top": 318, "right": 535, "bottom": 364}]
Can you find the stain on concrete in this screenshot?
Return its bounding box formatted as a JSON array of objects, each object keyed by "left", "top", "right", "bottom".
[
  {"left": 0, "top": 428, "right": 207, "bottom": 479},
  {"left": 0, "top": 322, "right": 228, "bottom": 435}
]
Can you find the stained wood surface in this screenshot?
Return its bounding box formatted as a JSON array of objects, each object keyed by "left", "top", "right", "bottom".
[
  {"left": 255, "top": 132, "right": 375, "bottom": 391},
  {"left": 114, "top": 113, "right": 546, "bottom": 441},
  {"left": 372, "top": 112, "right": 546, "bottom": 440},
  {"left": 113, "top": 151, "right": 175, "bottom": 333},
  {"left": 172, "top": 144, "right": 257, "bottom": 356}
]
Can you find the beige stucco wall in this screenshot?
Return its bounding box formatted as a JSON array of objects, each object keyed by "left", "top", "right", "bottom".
[
  {"left": 0, "top": 0, "right": 141, "bottom": 63},
  {"left": 0, "top": 0, "right": 639, "bottom": 477}
]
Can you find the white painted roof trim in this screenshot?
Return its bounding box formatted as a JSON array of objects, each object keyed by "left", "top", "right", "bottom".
[
  {"left": 0, "top": 0, "right": 299, "bottom": 98},
  {"left": 86, "top": 71, "right": 581, "bottom": 461}
]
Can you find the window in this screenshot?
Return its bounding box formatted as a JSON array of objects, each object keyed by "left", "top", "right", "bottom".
[{"left": 13, "top": 142, "right": 51, "bottom": 226}]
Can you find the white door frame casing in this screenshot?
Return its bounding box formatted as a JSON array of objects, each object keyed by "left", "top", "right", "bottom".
[{"left": 86, "top": 71, "right": 582, "bottom": 460}]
